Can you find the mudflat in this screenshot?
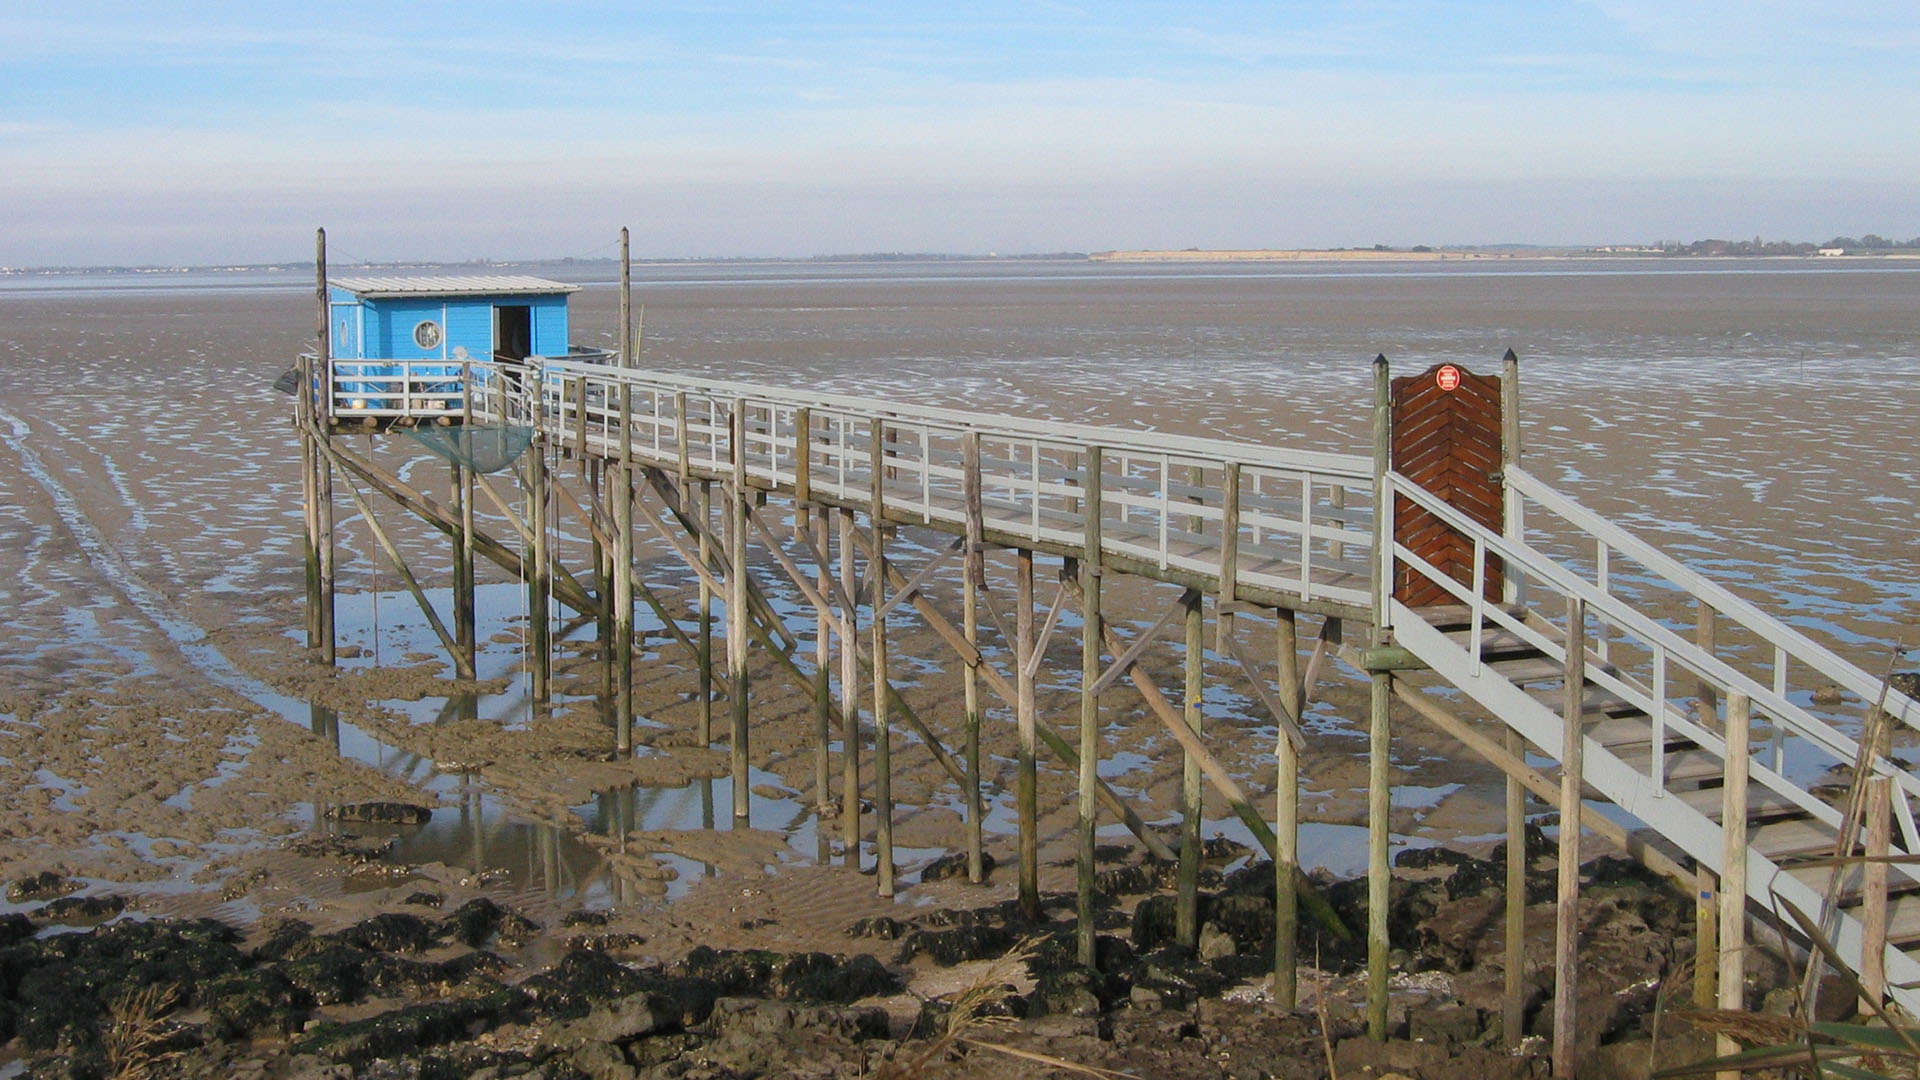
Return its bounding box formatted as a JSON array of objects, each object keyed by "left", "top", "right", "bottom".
[{"left": 0, "top": 259, "right": 1914, "bottom": 1076}]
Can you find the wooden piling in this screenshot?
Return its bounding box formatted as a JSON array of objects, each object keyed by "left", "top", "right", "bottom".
[
  {"left": 1366, "top": 668, "right": 1392, "bottom": 1039},
  {"left": 795, "top": 411, "right": 832, "bottom": 822},
  {"left": 1552, "top": 597, "right": 1586, "bottom": 1080},
  {"left": 613, "top": 385, "right": 635, "bottom": 755},
  {"left": 1863, "top": 773, "right": 1891, "bottom": 1013},
  {"left": 619, "top": 227, "right": 633, "bottom": 369},
  {"left": 311, "top": 228, "right": 336, "bottom": 664},
  {"left": 1177, "top": 587, "right": 1203, "bottom": 950},
  {"left": 871, "top": 424, "right": 896, "bottom": 897},
  {"left": 1366, "top": 352, "right": 1391, "bottom": 1040},
  {"left": 1274, "top": 606, "right": 1301, "bottom": 1008},
  {"left": 1504, "top": 726, "right": 1527, "bottom": 1046},
  {"left": 1078, "top": 448, "right": 1105, "bottom": 968},
  {"left": 1695, "top": 868, "right": 1719, "bottom": 1008},
  {"left": 728, "top": 403, "right": 750, "bottom": 823},
  {"left": 839, "top": 507, "right": 862, "bottom": 862},
  {"left": 692, "top": 479, "right": 712, "bottom": 746},
  {"left": 453, "top": 368, "right": 476, "bottom": 666},
  {"left": 300, "top": 351, "right": 321, "bottom": 650},
  {"left": 1719, "top": 692, "right": 1752, "bottom": 1066},
  {"left": 812, "top": 503, "right": 833, "bottom": 819},
  {"left": 528, "top": 387, "right": 552, "bottom": 704},
  {"left": 590, "top": 456, "right": 611, "bottom": 702},
  {"left": 1016, "top": 547, "right": 1040, "bottom": 919},
  {"left": 963, "top": 431, "right": 986, "bottom": 884}
]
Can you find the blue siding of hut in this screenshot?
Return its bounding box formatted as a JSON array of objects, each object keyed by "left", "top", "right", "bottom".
[
  {"left": 444, "top": 301, "right": 494, "bottom": 359},
  {"left": 327, "top": 288, "right": 572, "bottom": 360},
  {"left": 530, "top": 294, "right": 570, "bottom": 356}
]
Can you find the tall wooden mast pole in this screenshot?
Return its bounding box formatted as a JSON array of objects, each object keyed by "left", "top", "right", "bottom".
[
  {"left": 612, "top": 229, "right": 636, "bottom": 751},
  {"left": 312, "top": 227, "right": 335, "bottom": 665},
  {"left": 620, "top": 226, "right": 634, "bottom": 369}
]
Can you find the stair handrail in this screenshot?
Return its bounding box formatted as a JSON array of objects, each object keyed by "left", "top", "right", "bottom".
[
  {"left": 1386, "top": 471, "right": 1920, "bottom": 821},
  {"left": 1506, "top": 466, "right": 1919, "bottom": 730}
]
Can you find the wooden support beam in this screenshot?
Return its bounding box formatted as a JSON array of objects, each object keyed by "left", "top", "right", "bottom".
[
  {"left": 872, "top": 424, "right": 896, "bottom": 898},
  {"left": 1274, "top": 606, "right": 1301, "bottom": 1008},
  {"left": 613, "top": 386, "right": 635, "bottom": 755},
  {"left": 809, "top": 504, "right": 832, "bottom": 818},
  {"left": 1059, "top": 575, "right": 1345, "bottom": 936},
  {"left": 1719, "top": 692, "right": 1753, "bottom": 1076},
  {"left": 300, "top": 352, "right": 322, "bottom": 652},
  {"left": 870, "top": 538, "right": 962, "bottom": 623},
  {"left": 840, "top": 508, "right": 862, "bottom": 862},
  {"left": 1367, "top": 668, "right": 1391, "bottom": 1040},
  {"left": 728, "top": 404, "right": 751, "bottom": 822},
  {"left": 1089, "top": 594, "right": 1186, "bottom": 698},
  {"left": 310, "top": 436, "right": 474, "bottom": 679},
  {"left": 310, "top": 230, "right": 336, "bottom": 664},
  {"left": 1504, "top": 726, "right": 1527, "bottom": 1048},
  {"left": 698, "top": 480, "right": 715, "bottom": 747},
  {"left": 1388, "top": 679, "right": 1691, "bottom": 883},
  {"left": 1077, "top": 447, "right": 1104, "bottom": 968},
  {"left": 453, "top": 449, "right": 475, "bottom": 666},
  {"left": 527, "top": 391, "right": 553, "bottom": 704},
  {"left": 1177, "top": 587, "right": 1203, "bottom": 950},
  {"left": 1553, "top": 597, "right": 1586, "bottom": 1080},
  {"left": 963, "top": 432, "right": 985, "bottom": 884},
  {"left": 1221, "top": 626, "right": 1308, "bottom": 753},
  {"left": 644, "top": 467, "right": 798, "bottom": 654},
  {"left": 1016, "top": 547, "right": 1039, "bottom": 919},
  {"left": 1863, "top": 773, "right": 1891, "bottom": 1014},
  {"left": 321, "top": 431, "right": 597, "bottom": 615}
]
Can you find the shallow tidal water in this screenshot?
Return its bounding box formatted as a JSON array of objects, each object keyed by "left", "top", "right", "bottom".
[{"left": 0, "top": 256, "right": 1915, "bottom": 913}]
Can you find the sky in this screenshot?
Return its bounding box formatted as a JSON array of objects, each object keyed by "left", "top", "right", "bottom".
[{"left": 5, "top": 1, "right": 1919, "bottom": 266}]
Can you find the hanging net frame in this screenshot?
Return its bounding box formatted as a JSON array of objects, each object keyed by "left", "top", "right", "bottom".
[{"left": 404, "top": 423, "right": 535, "bottom": 474}]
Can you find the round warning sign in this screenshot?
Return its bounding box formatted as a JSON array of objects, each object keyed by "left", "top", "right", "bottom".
[{"left": 1436, "top": 364, "right": 1462, "bottom": 392}]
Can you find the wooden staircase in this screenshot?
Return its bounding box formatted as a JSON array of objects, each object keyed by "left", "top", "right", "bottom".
[{"left": 1386, "top": 556, "right": 1920, "bottom": 1010}]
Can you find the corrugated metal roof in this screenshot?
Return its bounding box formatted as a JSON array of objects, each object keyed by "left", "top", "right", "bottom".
[{"left": 331, "top": 275, "right": 580, "bottom": 299}]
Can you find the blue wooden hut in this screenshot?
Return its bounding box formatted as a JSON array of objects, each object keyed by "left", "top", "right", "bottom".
[{"left": 326, "top": 275, "right": 601, "bottom": 416}]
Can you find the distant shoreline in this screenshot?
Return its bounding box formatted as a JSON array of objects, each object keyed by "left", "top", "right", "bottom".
[
  {"left": 1091, "top": 248, "right": 1520, "bottom": 263},
  {"left": 9, "top": 248, "right": 1920, "bottom": 277},
  {"left": 1089, "top": 247, "right": 1920, "bottom": 264}
]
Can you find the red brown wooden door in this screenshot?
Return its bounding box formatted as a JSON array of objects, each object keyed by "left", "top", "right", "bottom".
[{"left": 1390, "top": 363, "right": 1504, "bottom": 606}]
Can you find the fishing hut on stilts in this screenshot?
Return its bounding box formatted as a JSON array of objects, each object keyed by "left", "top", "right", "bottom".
[{"left": 293, "top": 228, "right": 1920, "bottom": 1077}]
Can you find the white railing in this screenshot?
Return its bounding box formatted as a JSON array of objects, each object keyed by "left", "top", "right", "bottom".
[
  {"left": 1387, "top": 469, "right": 1920, "bottom": 854},
  {"left": 1505, "top": 466, "right": 1920, "bottom": 732},
  {"left": 537, "top": 360, "right": 1379, "bottom": 611},
  {"left": 326, "top": 359, "right": 476, "bottom": 417}
]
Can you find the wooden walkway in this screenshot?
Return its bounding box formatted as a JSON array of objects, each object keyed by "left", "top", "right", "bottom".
[{"left": 298, "top": 348, "right": 1920, "bottom": 1068}]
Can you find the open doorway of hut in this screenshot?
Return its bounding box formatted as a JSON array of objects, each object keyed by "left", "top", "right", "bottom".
[{"left": 494, "top": 305, "right": 531, "bottom": 363}]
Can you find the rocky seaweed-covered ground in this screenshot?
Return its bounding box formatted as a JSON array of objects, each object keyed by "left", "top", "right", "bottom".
[{"left": 0, "top": 836, "right": 1766, "bottom": 1080}]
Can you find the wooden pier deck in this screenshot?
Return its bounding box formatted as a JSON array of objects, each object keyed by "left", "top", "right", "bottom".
[{"left": 297, "top": 328, "right": 1920, "bottom": 1066}]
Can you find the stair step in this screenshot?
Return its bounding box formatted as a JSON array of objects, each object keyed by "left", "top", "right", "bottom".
[
  {"left": 1774, "top": 857, "right": 1920, "bottom": 907},
  {"left": 1887, "top": 895, "right": 1920, "bottom": 947},
  {"left": 1750, "top": 817, "right": 1845, "bottom": 860},
  {"left": 1672, "top": 785, "right": 1812, "bottom": 824},
  {"left": 1442, "top": 627, "right": 1543, "bottom": 659},
  {"left": 1586, "top": 714, "right": 1672, "bottom": 750},
  {"left": 1413, "top": 603, "right": 1529, "bottom": 631},
  {"left": 1530, "top": 684, "right": 1645, "bottom": 719},
  {"left": 1605, "top": 746, "right": 1728, "bottom": 788}
]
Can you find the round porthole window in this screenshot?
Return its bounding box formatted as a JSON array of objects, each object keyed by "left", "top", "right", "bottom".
[{"left": 413, "top": 320, "right": 444, "bottom": 350}]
